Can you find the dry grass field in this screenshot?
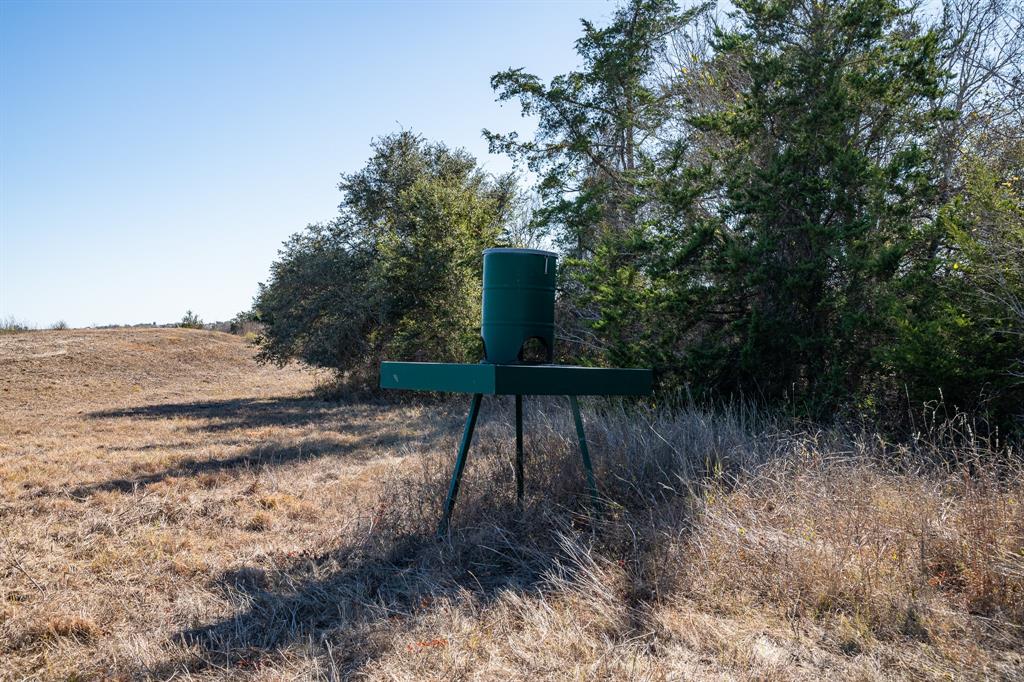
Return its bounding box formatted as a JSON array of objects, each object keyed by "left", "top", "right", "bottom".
[{"left": 1, "top": 329, "right": 1022, "bottom": 680}]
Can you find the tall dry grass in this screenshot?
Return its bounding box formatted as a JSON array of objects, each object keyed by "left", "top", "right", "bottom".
[
  {"left": 2, "top": 331, "right": 1021, "bottom": 679},
  {"left": 172, "top": 398, "right": 1024, "bottom": 679}
]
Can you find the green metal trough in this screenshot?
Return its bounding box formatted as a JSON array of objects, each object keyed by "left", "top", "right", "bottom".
[
  {"left": 379, "top": 248, "right": 652, "bottom": 535},
  {"left": 380, "top": 362, "right": 651, "bottom": 396}
]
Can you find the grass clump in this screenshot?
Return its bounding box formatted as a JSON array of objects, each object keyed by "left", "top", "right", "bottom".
[{"left": 27, "top": 615, "right": 101, "bottom": 644}]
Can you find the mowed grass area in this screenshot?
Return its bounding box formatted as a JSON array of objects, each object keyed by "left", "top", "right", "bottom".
[{"left": 1, "top": 329, "right": 1022, "bottom": 680}]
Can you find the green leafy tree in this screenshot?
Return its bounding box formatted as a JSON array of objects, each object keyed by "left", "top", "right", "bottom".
[
  {"left": 254, "top": 132, "right": 516, "bottom": 382},
  {"left": 486, "top": 0, "right": 711, "bottom": 362},
  {"left": 492, "top": 0, "right": 999, "bottom": 426},
  {"left": 872, "top": 0, "right": 1024, "bottom": 429},
  {"left": 179, "top": 310, "right": 204, "bottom": 329},
  {"left": 253, "top": 220, "right": 376, "bottom": 370},
  {"left": 679, "top": 0, "right": 947, "bottom": 414},
  {"left": 487, "top": 0, "right": 714, "bottom": 249},
  {"left": 899, "top": 157, "right": 1024, "bottom": 427}
]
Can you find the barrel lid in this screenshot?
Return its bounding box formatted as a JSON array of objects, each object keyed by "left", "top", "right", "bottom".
[{"left": 483, "top": 247, "right": 557, "bottom": 257}]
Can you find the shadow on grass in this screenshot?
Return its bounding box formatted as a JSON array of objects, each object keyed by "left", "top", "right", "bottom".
[
  {"left": 98, "top": 395, "right": 687, "bottom": 677},
  {"left": 174, "top": 522, "right": 554, "bottom": 676},
  {"left": 67, "top": 396, "right": 458, "bottom": 498},
  {"left": 155, "top": 500, "right": 676, "bottom": 679},
  {"left": 88, "top": 396, "right": 395, "bottom": 433},
  {"left": 149, "top": 406, "right": 685, "bottom": 678},
  {"left": 66, "top": 435, "right": 410, "bottom": 498}
]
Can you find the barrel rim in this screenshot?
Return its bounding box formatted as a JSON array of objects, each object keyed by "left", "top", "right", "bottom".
[{"left": 483, "top": 247, "right": 557, "bottom": 257}]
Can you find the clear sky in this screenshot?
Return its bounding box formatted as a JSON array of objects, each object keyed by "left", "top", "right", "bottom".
[{"left": 0, "top": 0, "right": 612, "bottom": 328}]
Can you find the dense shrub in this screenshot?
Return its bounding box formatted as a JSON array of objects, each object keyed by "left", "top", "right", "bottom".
[
  {"left": 253, "top": 0, "right": 1022, "bottom": 434},
  {"left": 253, "top": 132, "right": 518, "bottom": 384},
  {"left": 486, "top": 0, "right": 1024, "bottom": 433}
]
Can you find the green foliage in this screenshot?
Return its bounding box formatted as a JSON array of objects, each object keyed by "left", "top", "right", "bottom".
[
  {"left": 489, "top": 0, "right": 1022, "bottom": 432},
  {"left": 887, "top": 157, "right": 1024, "bottom": 428},
  {"left": 178, "top": 310, "right": 204, "bottom": 329},
  {"left": 253, "top": 221, "right": 374, "bottom": 370},
  {"left": 486, "top": 0, "right": 713, "bottom": 364},
  {"left": 486, "top": 0, "right": 711, "bottom": 257},
  {"left": 228, "top": 309, "right": 260, "bottom": 336},
  {"left": 0, "top": 316, "right": 33, "bottom": 333},
  {"left": 249, "top": 0, "right": 1022, "bottom": 432},
  {"left": 254, "top": 132, "right": 516, "bottom": 382}
]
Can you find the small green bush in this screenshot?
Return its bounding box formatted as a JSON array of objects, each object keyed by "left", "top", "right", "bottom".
[{"left": 178, "top": 310, "right": 204, "bottom": 329}]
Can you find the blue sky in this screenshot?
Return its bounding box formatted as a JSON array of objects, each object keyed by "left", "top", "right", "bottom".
[{"left": 1, "top": 0, "right": 612, "bottom": 327}]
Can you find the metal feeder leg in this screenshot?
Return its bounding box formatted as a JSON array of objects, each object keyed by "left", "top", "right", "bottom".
[
  {"left": 515, "top": 394, "right": 524, "bottom": 506},
  {"left": 569, "top": 395, "right": 599, "bottom": 508},
  {"left": 438, "top": 393, "right": 483, "bottom": 536}
]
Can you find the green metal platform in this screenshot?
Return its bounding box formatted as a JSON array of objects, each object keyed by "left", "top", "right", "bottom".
[
  {"left": 380, "top": 361, "right": 652, "bottom": 396},
  {"left": 380, "top": 361, "right": 653, "bottom": 535}
]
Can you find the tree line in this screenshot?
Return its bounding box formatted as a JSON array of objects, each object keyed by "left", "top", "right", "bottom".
[{"left": 252, "top": 0, "right": 1023, "bottom": 434}]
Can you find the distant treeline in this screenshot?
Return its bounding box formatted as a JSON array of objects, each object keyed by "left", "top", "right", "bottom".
[
  {"left": 2, "top": 312, "right": 261, "bottom": 335},
  {"left": 251, "top": 0, "right": 1024, "bottom": 434}
]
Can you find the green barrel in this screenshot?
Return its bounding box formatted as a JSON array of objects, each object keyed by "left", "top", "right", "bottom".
[{"left": 481, "top": 248, "right": 557, "bottom": 364}]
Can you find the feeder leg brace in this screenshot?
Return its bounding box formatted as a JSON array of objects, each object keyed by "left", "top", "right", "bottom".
[
  {"left": 438, "top": 393, "right": 482, "bottom": 536},
  {"left": 438, "top": 393, "right": 598, "bottom": 535},
  {"left": 515, "top": 394, "right": 524, "bottom": 506},
  {"left": 569, "top": 396, "right": 599, "bottom": 508}
]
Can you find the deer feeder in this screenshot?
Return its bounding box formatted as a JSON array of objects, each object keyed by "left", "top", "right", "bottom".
[{"left": 380, "top": 248, "right": 652, "bottom": 534}]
